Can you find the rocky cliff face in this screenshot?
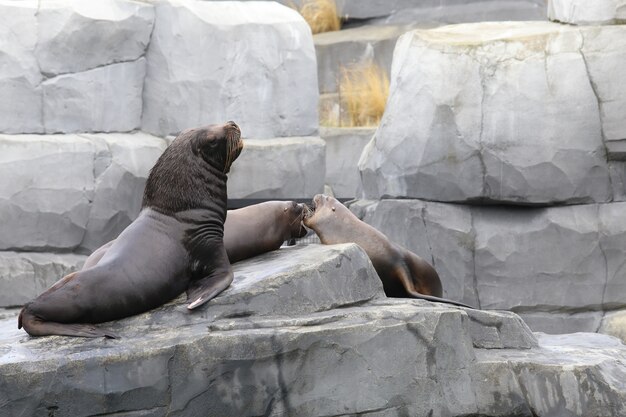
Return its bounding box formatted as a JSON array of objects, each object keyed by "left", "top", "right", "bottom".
[{"left": 2, "top": 244, "right": 625, "bottom": 417}]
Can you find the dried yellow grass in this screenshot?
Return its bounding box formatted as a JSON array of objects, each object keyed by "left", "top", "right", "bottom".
[
  {"left": 297, "top": 0, "right": 341, "bottom": 34},
  {"left": 339, "top": 62, "right": 390, "bottom": 127}
]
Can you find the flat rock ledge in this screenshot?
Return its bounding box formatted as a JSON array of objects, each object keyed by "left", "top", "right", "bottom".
[{"left": 1, "top": 244, "right": 625, "bottom": 416}]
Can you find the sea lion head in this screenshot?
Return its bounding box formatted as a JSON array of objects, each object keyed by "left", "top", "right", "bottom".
[
  {"left": 281, "top": 201, "right": 308, "bottom": 238},
  {"left": 142, "top": 121, "right": 244, "bottom": 214},
  {"left": 303, "top": 194, "right": 344, "bottom": 229},
  {"left": 189, "top": 120, "right": 243, "bottom": 174}
]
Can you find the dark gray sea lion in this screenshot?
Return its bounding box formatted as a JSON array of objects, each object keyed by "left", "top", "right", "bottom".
[
  {"left": 18, "top": 121, "right": 244, "bottom": 338},
  {"left": 304, "top": 194, "right": 473, "bottom": 308},
  {"left": 83, "top": 200, "right": 308, "bottom": 269}
]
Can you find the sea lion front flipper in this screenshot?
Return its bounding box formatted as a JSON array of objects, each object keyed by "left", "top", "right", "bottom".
[
  {"left": 186, "top": 268, "right": 234, "bottom": 310},
  {"left": 18, "top": 309, "right": 117, "bottom": 338}
]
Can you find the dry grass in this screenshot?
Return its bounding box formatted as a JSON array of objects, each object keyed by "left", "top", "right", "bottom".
[
  {"left": 297, "top": 0, "right": 341, "bottom": 34},
  {"left": 338, "top": 62, "right": 390, "bottom": 127}
]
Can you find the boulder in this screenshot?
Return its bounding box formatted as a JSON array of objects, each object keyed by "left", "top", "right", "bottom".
[
  {"left": 548, "top": 0, "right": 626, "bottom": 25},
  {"left": 42, "top": 59, "right": 146, "bottom": 133},
  {"left": 359, "top": 22, "right": 626, "bottom": 205},
  {"left": 352, "top": 199, "right": 626, "bottom": 333},
  {"left": 0, "top": 134, "right": 96, "bottom": 251},
  {"left": 227, "top": 137, "right": 325, "bottom": 199},
  {"left": 320, "top": 127, "right": 374, "bottom": 198},
  {"left": 2, "top": 243, "right": 626, "bottom": 417},
  {"left": 35, "top": 0, "right": 154, "bottom": 76},
  {"left": 0, "top": 252, "right": 86, "bottom": 308},
  {"left": 0, "top": 1, "right": 42, "bottom": 134},
  {"left": 0, "top": 133, "right": 167, "bottom": 252},
  {"left": 77, "top": 132, "right": 167, "bottom": 253},
  {"left": 142, "top": 0, "right": 318, "bottom": 139}
]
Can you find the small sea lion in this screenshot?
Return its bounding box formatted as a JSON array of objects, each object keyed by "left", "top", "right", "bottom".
[{"left": 304, "top": 194, "right": 473, "bottom": 308}]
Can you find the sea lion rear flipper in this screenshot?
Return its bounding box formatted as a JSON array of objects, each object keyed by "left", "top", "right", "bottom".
[
  {"left": 19, "top": 309, "right": 117, "bottom": 338},
  {"left": 186, "top": 268, "right": 234, "bottom": 310}
]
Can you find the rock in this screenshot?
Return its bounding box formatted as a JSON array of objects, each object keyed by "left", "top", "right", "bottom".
[
  {"left": 548, "top": 0, "right": 626, "bottom": 25},
  {"left": 352, "top": 199, "right": 626, "bottom": 332},
  {"left": 599, "top": 309, "right": 626, "bottom": 343},
  {"left": 0, "top": 133, "right": 167, "bottom": 252},
  {"left": 77, "top": 132, "right": 168, "bottom": 253},
  {"left": 320, "top": 127, "right": 374, "bottom": 198},
  {"left": 358, "top": 22, "right": 626, "bottom": 205},
  {"left": 517, "top": 311, "right": 604, "bottom": 335},
  {"left": 42, "top": 59, "right": 146, "bottom": 133},
  {"left": 227, "top": 137, "right": 325, "bottom": 199},
  {"left": 2, "top": 244, "right": 626, "bottom": 417},
  {"left": 0, "top": 1, "right": 42, "bottom": 134},
  {"left": 0, "top": 134, "right": 96, "bottom": 251},
  {"left": 0, "top": 252, "right": 86, "bottom": 308},
  {"left": 35, "top": 0, "right": 154, "bottom": 76},
  {"left": 142, "top": 0, "right": 318, "bottom": 139}
]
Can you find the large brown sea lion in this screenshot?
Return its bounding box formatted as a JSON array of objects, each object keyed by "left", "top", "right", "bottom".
[
  {"left": 18, "top": 122, "right": 244, "bottom": 338},
  {"left": 304, "top": 194, "right": 473, "bottom": 308},
  {"left": 82, "top": 200, "right": 308, "bottom": 269}
]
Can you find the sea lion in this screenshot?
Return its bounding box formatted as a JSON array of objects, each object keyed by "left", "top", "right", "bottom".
[
  {"left": 82, "top": 200, "right": 308, "bottom": 269},
  {"left": 224, "top": 200, "right": 307, "bottom": 263},
  {"left": 18, "top": 121, "right": 244, "bottom": 338},
  {"left": 303, "top": 194, "right": 473, "bottom": 308}
]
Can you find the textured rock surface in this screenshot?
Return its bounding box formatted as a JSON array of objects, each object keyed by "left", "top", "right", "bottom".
[
  {"left": 3, "top": 244, "right": 626, "bottom": 417},
  {"left": 321, "top": 127, "right": 374, "bottom": 197},
  {"left": 42, "top": 59, "right": 146, "bottom": 133},
  {"left": 548, "top": 0, "right": 626, "bottom": 25},
  {"left": 359, "top": 22, "right": 626, "bottom": 204},
  {"left": 0, "top": 133, "right": 167, "bottom": 252},
  {"left": 0, "top": 0, "right": 154, "bottom": 134},
  {"left": 0, "top": 1, "right": 42, "bottom": 134},
  {"left": 599, "top": 309, "right": 626, "bottom": 343},
  {"left": 142, "top": 0, "right": 318, "bottom": 139},
  {"left": 228, "top": 137, "right": 325, "bottom": 199},
  {"left": 352, "top": 199, "right": 626, "bottom": 333},
  {"left": 0, "top": 252, "right": 86, "bottom": 308},
  {"left": 35, "top": 0, "right": 154, "bottom": 76}
]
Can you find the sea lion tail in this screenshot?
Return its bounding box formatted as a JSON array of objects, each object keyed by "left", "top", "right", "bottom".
[{"left": 18, "top": 308, "right": 117, "bottom": 338}]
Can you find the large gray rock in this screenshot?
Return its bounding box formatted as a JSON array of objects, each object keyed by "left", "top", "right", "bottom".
[
  {"left": 352, "top": 199, "right": 626, "bottom": 333},
  {"left": 142, "top": 0, "right": 318, "bottom": 139},
  {"left": 35, "top": 0, "right": 154, "bottom": 76},
  {"left": 228, "top": 137, "right": 325, "bottom": 199},
  {"left": 78, "top": 132, "right": 167, "bottom": 252},
  {"left": 548, "top": 0, "right": 626, "bottom": 25},
  {"left": 0, "top": 0, "right": 154, "bottom": 134},
  {"left": 42, "top": 59, "right": 146, "bottom": 133},
  {"left": 0, "top": 252, "right": 86, "bottom": 308},
  {"left": 0, "top": 133, "right": 167, "bottom": 252},
  {"left": 2, "top": 244, "right": 626, "bottom": 417},
  {"left": 0, "top": 1, "right": 42, "bottom": 134},
  {"left": 359, "top": 22, "right": 626, "bottom": 204},
  {"left": 0, "top": 134, "right": 96, "bottom": 251},
  {"left": 321, "top": 127, "right": 374, "bottom": 198}
]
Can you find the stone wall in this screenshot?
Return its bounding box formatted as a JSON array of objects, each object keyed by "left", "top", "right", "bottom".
[
  {"left": 356, "top": 15, "right": 626, "bottom": 334},
  {"left": 0, "top": 0, "right": 323, "bottom": 308}
]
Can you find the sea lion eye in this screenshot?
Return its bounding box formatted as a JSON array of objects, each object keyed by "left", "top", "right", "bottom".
[
  {"left": 332, "top": 207, "right": 336, "bottom": 212},
  {"left": 284, "top": 207, "right": 288, "bottom": 212}
]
